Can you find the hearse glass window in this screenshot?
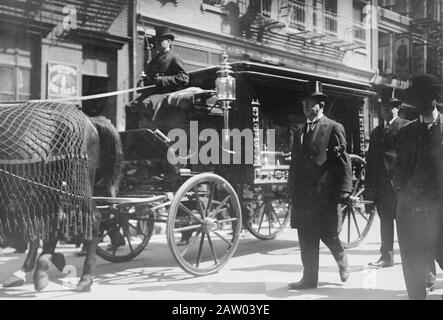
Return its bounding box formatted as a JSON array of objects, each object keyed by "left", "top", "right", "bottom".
[
  {"left": 252, "top": 84, "right": 305, "bottom": 166},
  {"left": 260, "top": 107, "right": 304, "bottom": 166}
]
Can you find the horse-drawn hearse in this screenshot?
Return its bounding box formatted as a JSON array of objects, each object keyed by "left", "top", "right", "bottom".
[
  {"left": 92, "top": 55, "right": 377, "bottom": 276},
  {"left": 0, "top": 55, "right": 377, "bottom": 291}
]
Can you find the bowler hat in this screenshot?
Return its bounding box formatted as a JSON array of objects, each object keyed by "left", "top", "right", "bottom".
[
  {"left": 381, "top": 87, "right": 402, "bottom": 107},
  {"left": 153, "top": 26, "right": 175, "bottom": 41},
  {"left": 304, "top": 81, "right": 328, "bottom": 100},
  {"left": 407, "top": 73, "right": 442, "bottom": 98}
]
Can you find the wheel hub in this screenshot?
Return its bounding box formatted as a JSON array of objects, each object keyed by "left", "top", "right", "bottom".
[{"left": 202, "top": 217, "right": 219, "bottom": 232}]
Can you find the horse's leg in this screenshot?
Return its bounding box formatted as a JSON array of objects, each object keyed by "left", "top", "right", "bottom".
[
  {"left": 41, "top": 238, "right": 65, "bottom": 272},
  {"left": 33, "top": 237, "right": 59, "bottom": 291},
  {"left": 74, "top": 217, "right": 99, "bottom": 292},
  {"left": 2, "top": 240, "right": 40, "bottom": 288},
  {"left": 23, "top": 240, "right": 40, "bottom": 272}
]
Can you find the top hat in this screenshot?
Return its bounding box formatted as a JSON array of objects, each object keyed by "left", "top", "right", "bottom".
[
  {"left": 407, "top": 73, "right": 442, "bottom": 97},
  {"left": 381, "top": 87, "right": 402, "bottom": 107},
  {"left": 153, "top": 26, "right": 175, "bottom": 41},
  {"left": 304, "top": 81, "right": 328, "bottom": 100}
]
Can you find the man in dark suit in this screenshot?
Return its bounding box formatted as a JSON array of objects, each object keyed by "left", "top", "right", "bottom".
[
  {"left": 366, "top": 88, "right": 409, "bottom": 268},
  {"left": 126, "top": 26, "right": 190, "bottom": 130},
  {"left": 287, "top": 81, "right": 353, "bottom": 290},
  {"left": 140, "top": 26, "right": 189, "bottom": 95},
  {"left": 393, "top": 74, "right": 443, "bottom": 299}
]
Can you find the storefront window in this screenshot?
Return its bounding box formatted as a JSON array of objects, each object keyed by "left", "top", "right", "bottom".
[
  {"left": 378, "top": 32, "right": 392, "bottom": 75},
  {"left": 18, "top": 67, "right": 31, "bottom": 100},
  {"left": 0, "top": 66, "right": 32, "bottom": 101},
  {"left": 0, "top": 66, "right": 14, "bottom": 101},
  {"left": 0, "top": 31, "right": 34, "bottom": 102}
]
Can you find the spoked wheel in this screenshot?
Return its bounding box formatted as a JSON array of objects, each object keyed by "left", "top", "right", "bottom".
[
  {"left": 242, "top": 185, "right": 290, "bottom": 240},
  {"left": 167, "top": 173, "right": 242, "bottom": 276},
  {"left": 96, "top": 205, "right": 154, "bottom": 263},
  {"left": 339, "top": 154, "right": 376, "bottom": 249}
]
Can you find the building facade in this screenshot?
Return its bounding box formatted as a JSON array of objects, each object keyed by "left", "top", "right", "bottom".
[
  {"left": 137, "top": 0, "right": 374, "bottom": 80},
  {"left": 0, "top": 0, "right": 135, "bottom": 131},
  {"left": 136, "top": 0, "right": 377, "bottom": 142},
  {"left": 373, "top": 0, "right": 443, "bottom": 121},
  {"left": 1, "top": 0, "right": 385, "bottom": 134}
]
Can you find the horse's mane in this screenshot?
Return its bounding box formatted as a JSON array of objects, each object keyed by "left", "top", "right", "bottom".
[{"left": 89, "top": 116, "right": 123, "bottom": 197}]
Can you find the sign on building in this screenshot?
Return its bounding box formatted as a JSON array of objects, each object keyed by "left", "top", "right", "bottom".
[{"left": 47, "top": 61, "right": 80, "bottom": 99}]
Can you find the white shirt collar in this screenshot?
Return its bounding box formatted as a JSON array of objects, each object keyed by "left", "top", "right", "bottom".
[
  {"left": 419, "top": 109, "right": 439, "bottom": 124},
  {"left": 385, "top": 116, "right": 397, "bottom": 127},
  {"left": 307, "top": 113, "right": 324, "bottom": 124}
]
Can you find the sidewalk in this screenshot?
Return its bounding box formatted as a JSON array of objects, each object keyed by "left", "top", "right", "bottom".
[{"left": 0, "top": 216, "right": 442, "bottom": 299}]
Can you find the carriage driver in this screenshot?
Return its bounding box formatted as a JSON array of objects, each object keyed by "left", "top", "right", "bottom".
[
  {"left": 123, "top": 26, "right": 191, "bottom": 246},
  {"left": 125, "top": 26, "right": 189, "bottom": 130}
]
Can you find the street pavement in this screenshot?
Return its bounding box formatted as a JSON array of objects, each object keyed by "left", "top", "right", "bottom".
[{"left": 0, "top": 216, "right": 442, "bottom": 300}]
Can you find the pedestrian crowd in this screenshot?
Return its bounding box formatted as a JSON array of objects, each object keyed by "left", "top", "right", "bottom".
[{"left": 287, "top": 73, "right": 443, "bottom": 300}]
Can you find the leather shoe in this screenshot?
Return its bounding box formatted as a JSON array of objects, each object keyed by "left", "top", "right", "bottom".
[
  {"left": 288, "top": 279, "right": 317, "bottom": 290},
  {"left": 339, "top": 266, "right": 350, "bottom": 282},
  {"left": 368, "top": 257, "right": 394, "bottom": 268}
]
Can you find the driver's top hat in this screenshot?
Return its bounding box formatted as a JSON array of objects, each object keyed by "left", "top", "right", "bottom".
[
  {"left": 304, "top": 80, "right": 328, "bottom": 100},
  {"left": 153, "top": 26, "right": 175, "bottom": 41}
]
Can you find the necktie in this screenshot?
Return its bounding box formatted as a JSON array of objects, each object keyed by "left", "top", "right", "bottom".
[
  {"left": 303, "top": 122, "right": 315, "bottom": 146},
  {"left": 307, "top": 121, "right": 316, "bottom": 133}
]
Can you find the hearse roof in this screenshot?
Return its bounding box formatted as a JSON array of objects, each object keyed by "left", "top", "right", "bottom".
[{"left": 189, "top": 61, "right": 375, "bottom": 97}]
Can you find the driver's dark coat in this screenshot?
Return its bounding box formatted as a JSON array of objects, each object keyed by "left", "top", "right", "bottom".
[
  {"left": 287, "top": 115, "right": 353, "bottom": 229},
  {"left": 143, "top": 50, "right": 189, "bottom": 94}
]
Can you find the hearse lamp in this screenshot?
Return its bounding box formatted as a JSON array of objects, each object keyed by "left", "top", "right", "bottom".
[
  {"left": 216, "top": 52, "right": 236, "bottom": 101},
  {"left": 216, "top": 52, "right": 236, "bottom": 142}
]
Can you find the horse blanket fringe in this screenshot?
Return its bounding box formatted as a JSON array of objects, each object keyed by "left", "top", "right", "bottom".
[{"left": 0, "top": 102, "right": 93, "bottom": 246}]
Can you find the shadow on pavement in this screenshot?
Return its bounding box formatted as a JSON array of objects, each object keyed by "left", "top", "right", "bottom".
[
  {"left": 232, "top": 238, "right": 299, "bottom": 257},
  {"left": 231, "top": 264, "right": 368, "bottom": 274},
  {"left": 344, "top": 248, "right": 401, "bottom": 256},
  {"left": 126, "top": 280, "right": 408, "bottom": 299},
  {"left": 267, "top": 285, "right": 407, "bottom": 300},
  {"left": 0, "top": 288, "right": 38, "bottom": 299},
  {"left": 94, "top": 267, "right": 192, "bottom": 286}
]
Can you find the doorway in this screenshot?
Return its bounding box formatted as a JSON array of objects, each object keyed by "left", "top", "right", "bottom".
[{"left": 81, "top": 75, "right": 109, "bottom": 117}]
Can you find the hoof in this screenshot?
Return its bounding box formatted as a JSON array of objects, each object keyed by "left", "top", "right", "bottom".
[
  {"left": 3, "top": 269, "right": 26, "bottom": 288},
  {"left": 33, "top": 270, "right": 49, "bottom": 291},
  {"left": 74, "top": 277, "right": 92, "bottom": 293},
  {"left": 33, "top": 254, "right": 51, "bottom": 291},
  {"left": 51, "top": 253, "right": 66, "bottom": 272}
]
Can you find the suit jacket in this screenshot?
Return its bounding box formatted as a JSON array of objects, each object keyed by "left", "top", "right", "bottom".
[
  {"left": 393, "top": 113, "right": 443, "bottom": 269},
  {"left": 366, "top": 117, "right": 409, "bottom": 199},
  {"left": 143, "top": 50, "right": 189, "bottom": 94},
  {"left": 393, "top": 114, "right": 443, "bottom": 195},
  {"left": 288, "top": 115, "right": 352, "bottom": 228}
]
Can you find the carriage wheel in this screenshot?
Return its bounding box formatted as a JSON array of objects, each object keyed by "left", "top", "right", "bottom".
[
  {"left": 242, "top": 185, "right": 290, "bottom": 240},
  {"left": 96, "top": 206, "right": 154, "bottom": 263},
  {"left": 167, "top": 173, "right": 242, "bottom": 276},
  {"left": 339, "top": 155, "right": 376, "bottom": 249}
]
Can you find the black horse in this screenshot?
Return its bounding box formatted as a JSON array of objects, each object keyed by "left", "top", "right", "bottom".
[{"left": 1, "top": 108, "right": 123, "bottom": 292}]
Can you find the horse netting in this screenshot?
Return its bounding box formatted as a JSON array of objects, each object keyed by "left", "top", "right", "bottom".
[{"left": 0, "top": 102, "right": 93, "bottom": 246}]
